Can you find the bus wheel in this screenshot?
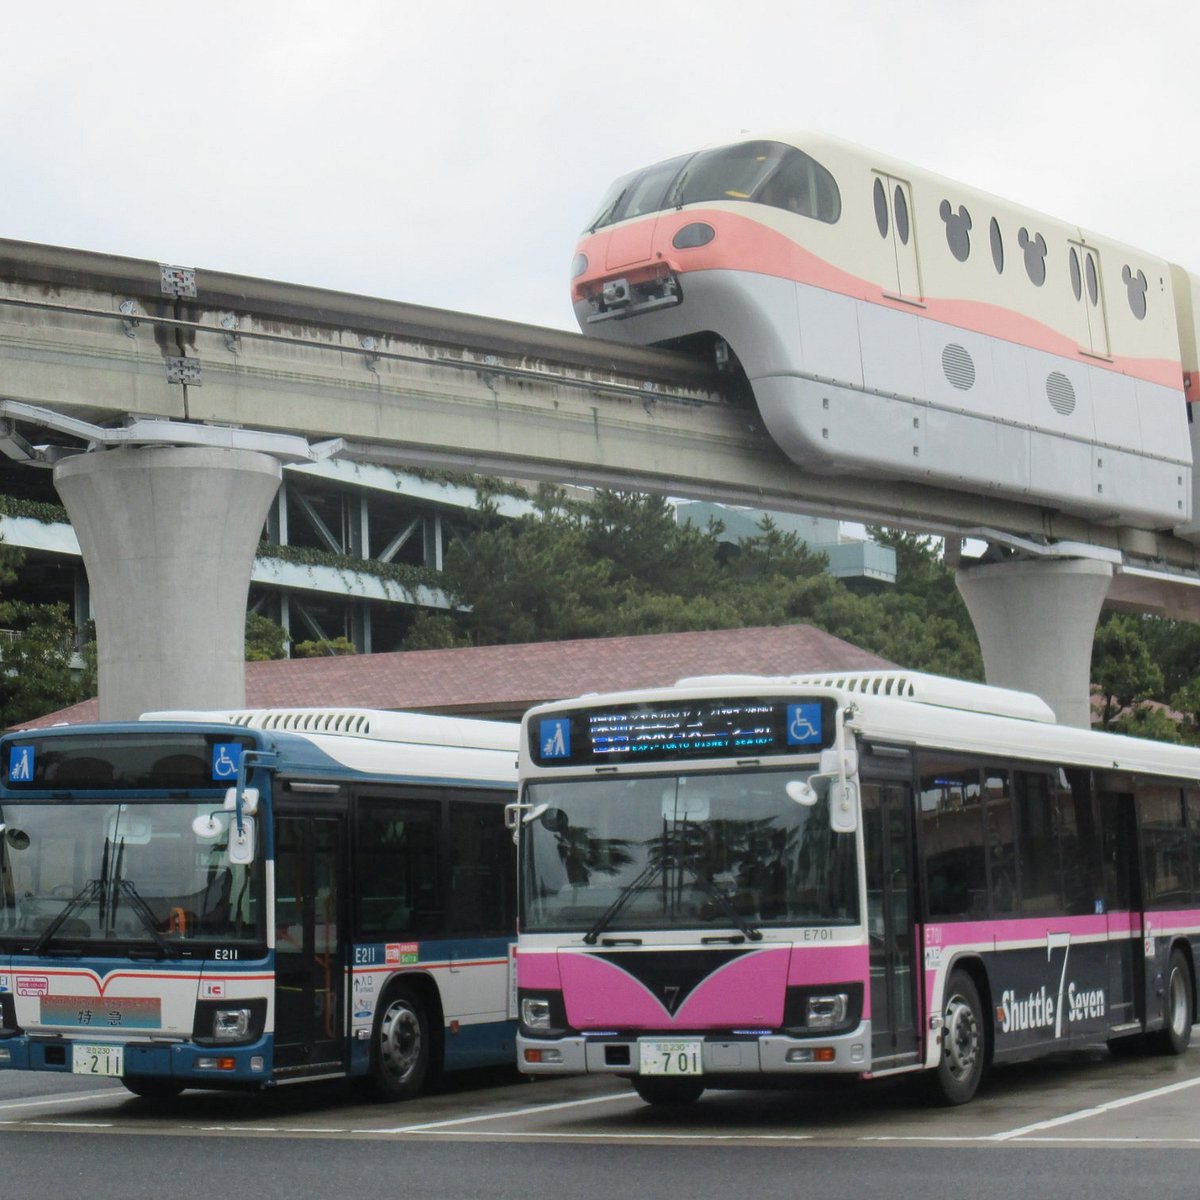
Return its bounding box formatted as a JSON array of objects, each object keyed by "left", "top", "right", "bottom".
[
  {"left": 369, "top": 985, "right": 431, "bottom": 1101},
  {"left": 1156, "top": 949, "right": 1194, "bottom": 1056},
  {"left": 932, "top": 970, "right": 986, "bottom": 1106},
  {"left": 121, "top": 1077, "right": 184, "bottom": 1100},
  {"left": 632, "top": 1077, "right": 704, "bottom": 1106}
]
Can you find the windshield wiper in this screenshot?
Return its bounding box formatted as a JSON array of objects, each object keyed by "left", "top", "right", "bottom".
[
  {"left": 29, "top": 878, "right": 102, "bottom": 956},
  {"left": 686, "top": 864, "right": 762, "bottom": 942},
  {"left": 583, "top": 857, "right": 664, "bottom": 945},
  {"left": 114, "top": 880, "right": 172, "bottom": 955}
]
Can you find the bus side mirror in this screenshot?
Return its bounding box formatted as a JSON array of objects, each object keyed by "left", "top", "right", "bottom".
[
  {"left": 228, "top": 815, "right": 256, "bottom": 866},
  {"left": 829, "top": 780, "right": 858, "bottom": 834}
]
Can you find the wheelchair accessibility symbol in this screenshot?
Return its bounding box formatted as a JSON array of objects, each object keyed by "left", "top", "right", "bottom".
[
  {"left": 211, "top": 743, "right": 244, "bottom": 781},
  {"left": 786, "top": 703, "right": 823, "bottom": 747}
]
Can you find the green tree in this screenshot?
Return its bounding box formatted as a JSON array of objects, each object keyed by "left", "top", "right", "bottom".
[
  {"left": 0, "top": 544, "right": 95, "bottom": 726},
  {"left": 245, "top": 613, "right": 289, "bottom": 661},
  {"left": 1092, "top": 614, "right": 1165, "bottom": 730},
  {"left": 294, "top": 636, "right": 357, "bottom": 658}
]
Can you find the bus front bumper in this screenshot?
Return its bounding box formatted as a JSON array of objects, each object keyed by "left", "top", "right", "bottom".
[
  {"left": 0, "top": 1033, "right": 272, "bottom": 1084},
  {"left": 517, "top": 1024, "right": 871, "bottom": 1077}
]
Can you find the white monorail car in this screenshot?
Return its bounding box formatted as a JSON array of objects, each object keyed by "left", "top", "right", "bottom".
[{"left": 570, "top": 133, "right": 1200, "bottom": 536}]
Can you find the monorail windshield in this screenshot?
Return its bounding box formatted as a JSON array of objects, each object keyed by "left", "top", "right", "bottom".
[
  {"left": 520, "top": 768, "right": 858, "bottom": 935},
  {"left": 0, "top": 800, "right": 264, "bottom": 951},
  {"left": 585, "top": 140, "right": 840, "bottom": 231}
]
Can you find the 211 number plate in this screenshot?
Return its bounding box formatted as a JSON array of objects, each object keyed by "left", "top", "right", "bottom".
[
  {"left": 639, "top": 1040, "right": 702, "bottom": 1076},
  {"left": 72, "top": 1044, "right": 124, "bottom": 1077}
]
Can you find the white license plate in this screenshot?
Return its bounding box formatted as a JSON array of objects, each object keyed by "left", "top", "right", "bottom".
[
  {"left": 639, "top": 1040, "right": 702, "bottom": 1076},
  {"left": 72, "top": 1044, "right": 124, "bottom": 1077}
]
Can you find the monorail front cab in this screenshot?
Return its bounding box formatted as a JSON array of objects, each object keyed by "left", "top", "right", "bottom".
[{"left": 571, "top": 133, "right": 1196, "bottom": 537}]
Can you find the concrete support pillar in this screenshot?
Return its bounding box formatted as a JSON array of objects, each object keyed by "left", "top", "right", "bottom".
[
  {"left": 54, "top": 447, "right": 282, "bottom": 721},
  {"left": 955, "top": 558, "right": 1113, "bottom": 729}
]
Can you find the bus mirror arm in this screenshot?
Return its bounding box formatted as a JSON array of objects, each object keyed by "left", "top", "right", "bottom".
[
  {"left": 829, "top": 704, "right": 858, "bottom": 835},
  {"left": 222, "top": 750, "right": 278, "bottom": 863}
]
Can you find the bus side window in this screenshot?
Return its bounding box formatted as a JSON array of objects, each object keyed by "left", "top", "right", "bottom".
[
  {"left": 1059, "top": 768, "right": 1102, "bottom": 915},
  {"left": 1012, "top": 771, "right": 1063, "bottom": 915},
  {"left": 355, "top": 796, "right": 442, "bottom": 936},
  {"left": 1138, "top": 783, "right": 1190, "bottom": 907},
  {"left": 983, "top": 768, "right": 1016, "bottom": 915},
  {"left": 919, "top": 757, "right": 986, "bottom": 919},
  {"left": 447, "top": 800, "right": 515, "bottom": 935},
  {"left": 1187, "top": 789, "right": 1200, "bottom": 904}
]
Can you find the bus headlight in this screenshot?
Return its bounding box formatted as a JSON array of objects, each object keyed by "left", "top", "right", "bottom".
[
  {"left": 521, "top": 998, "right": 553, "bottom": 1031},
  {"left": 194, "top": 998, "right": 267, "bottom": 1046},
  {"left": 213, "top": 1008, "right": 252, "bottom": 1041},
  {"left": 806, "top": 994, "right": 849, "bottom": 1030}
]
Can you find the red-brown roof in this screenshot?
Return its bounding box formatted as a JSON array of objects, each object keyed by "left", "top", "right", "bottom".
[{"left": 20, "top": 624, "right": 895, "bottom": 727}]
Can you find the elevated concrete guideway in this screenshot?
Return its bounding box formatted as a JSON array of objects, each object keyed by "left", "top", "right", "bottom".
[{"left": 1, "top": 238, "right": 1199, "bottom": 722}]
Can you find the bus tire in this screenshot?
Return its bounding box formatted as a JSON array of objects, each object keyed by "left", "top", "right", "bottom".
[
  {"left": 121, "top": 1076, "right": 185, "bottom": 1100},
  {"left": 931, "top": 969, "right": 986, "bottom": 1106},
  {"left": 632, "top": 1076, "right": 704, "bottom": 1106},
  {"left": 1155, "top": 948, "right": 1193, "bottom": 1056},
  {"left": 367, "top": 983, "right": 431, "bottom": 1102}
]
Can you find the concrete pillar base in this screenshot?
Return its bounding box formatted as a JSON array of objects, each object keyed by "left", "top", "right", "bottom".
[
  {"left": 54, "top": 446, "right": 282, "bottom": 721},
  {"left": 955, "top": 558, "right": 1113, "bottom": 729}
]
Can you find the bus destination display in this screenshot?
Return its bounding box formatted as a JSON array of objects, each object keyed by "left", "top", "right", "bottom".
[{"left": 531, "top": 697, "right": 836, "bottom": 766}]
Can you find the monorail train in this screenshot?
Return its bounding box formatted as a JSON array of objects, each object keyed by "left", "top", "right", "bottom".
[{"left": 570, "top": 133, "right": 1200, "bottom": 537}]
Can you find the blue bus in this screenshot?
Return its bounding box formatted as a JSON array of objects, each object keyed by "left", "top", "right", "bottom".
[{"left": 0, "top": 707, "right": 518, "bottom": 1100}]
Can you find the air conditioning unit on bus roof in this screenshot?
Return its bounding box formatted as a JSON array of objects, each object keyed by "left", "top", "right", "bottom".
[
  {"left": 672, "top": 671, "right": 1056, "bottom": 725},
  {"left": 139, "top": 707, "right": 519, "bottom": 751}
]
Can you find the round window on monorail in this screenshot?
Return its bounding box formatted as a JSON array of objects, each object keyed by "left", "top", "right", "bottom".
[
  {"left": 894, "top": 185, "right": 910, "bottom": 245},
  {"left": 874, "top": 178, "right": 889, "bottom": 238},
  {"left": 672, "top": 222, "right": 716, "bottom": 249}
]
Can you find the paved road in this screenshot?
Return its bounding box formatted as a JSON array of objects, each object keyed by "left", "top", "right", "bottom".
[{"left": 2, "top": 1046, "right": 1200, "bottom": 1198}]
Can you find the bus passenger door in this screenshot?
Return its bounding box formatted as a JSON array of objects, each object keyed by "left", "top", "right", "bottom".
[
  {"left": 861, "top": 774, "right": 921, "bottom": 1067},
  {"left": 273, "top": 810, "right": 348, "bottom": 1076},
  {"left": 1099, "top": 786, "right": 1145, "bottom": 1033}
]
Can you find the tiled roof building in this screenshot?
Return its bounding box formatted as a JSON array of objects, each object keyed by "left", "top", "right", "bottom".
[{"left": 21, "top": 623, "right": 894, "bottom": 727}]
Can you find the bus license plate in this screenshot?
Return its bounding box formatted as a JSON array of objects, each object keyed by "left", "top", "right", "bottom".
[
  {"left": 639, "top": 1040, "right": 702, "bottom": 1076},
  {"left": 72, "top": 1044, "right": 124, "bottom": 1077}
]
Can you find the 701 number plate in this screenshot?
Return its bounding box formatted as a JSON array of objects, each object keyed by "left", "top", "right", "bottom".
[{"left": 639, "top": 1039, "right": 702, "bottom": 1076}]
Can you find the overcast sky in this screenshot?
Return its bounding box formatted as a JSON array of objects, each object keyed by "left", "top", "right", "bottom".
[{"left": 3, "top": 1, "right": 1197, "bottom": 334}]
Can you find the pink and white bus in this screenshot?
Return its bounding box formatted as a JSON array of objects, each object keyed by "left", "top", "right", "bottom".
[{"left": 510, "top": 671, "right": 1197, "bottom": 1105}]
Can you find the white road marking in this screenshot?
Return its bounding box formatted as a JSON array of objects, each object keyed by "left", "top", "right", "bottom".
[
  {"left": 376, "top": 1089, "right": 639, "bottom": 1133},
  {"left": 990, "top": 1074, "right": 1200, "bottom": 1140},
  {"left": 0, "top": 1090, "right": 121, "bottom": 1113},
  {"left": 386, "top": 1129, "right": 813, "bottom": 1141}
]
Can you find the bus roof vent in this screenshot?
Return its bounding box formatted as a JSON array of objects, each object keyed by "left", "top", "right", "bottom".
[
  {"left": 142, "top": 708, "right": 378, "bottom": 735},
  {"left": 673, "top": 670, "right": 1056, "bottom": 724},
  {"left": 140, "top": 707, "right": 518, "bottom": 751},
  {"left": 783, "top": 671, "right": 1057, "bottom": 723}
]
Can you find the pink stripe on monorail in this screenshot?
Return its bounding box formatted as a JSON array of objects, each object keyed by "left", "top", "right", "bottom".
[{"left": 573, "top": 212, "right": 1182, "bottom": 393}]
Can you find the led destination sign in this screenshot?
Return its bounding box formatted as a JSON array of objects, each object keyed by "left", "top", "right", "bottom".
[{"left": 531, "top": 697, "right": 837, "bottom": 767}]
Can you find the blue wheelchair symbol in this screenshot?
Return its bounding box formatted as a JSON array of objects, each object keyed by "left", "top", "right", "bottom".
[
  {"left": 8, "top": 745, "right": 34, "bottom": 783},
  {"left": 212, "top": 743, "right": 243, "bottom": 781},
  {"left": 786, "top": 704, "right": 823, "bottom": 747}
]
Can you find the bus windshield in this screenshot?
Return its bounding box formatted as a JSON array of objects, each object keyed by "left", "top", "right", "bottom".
[
  {"left": 0, "top": 801, "right": 264, "bottom": 951},
  {"left": 520, "top": 768, "right": 859, "bottom": 935}
]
